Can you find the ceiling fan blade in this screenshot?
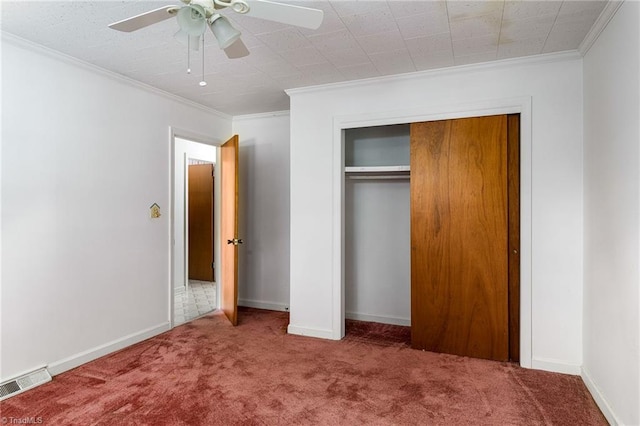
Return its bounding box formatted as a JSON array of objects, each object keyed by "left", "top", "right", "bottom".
[
  {"left": 109, "top": 6, "right": 180, "bottom": 32},
  {"left": 224, "top": 39, "right": 250, "bottom": 59},
  {"left": 244, "top": 0, "right": 324, "bottom": 30}
]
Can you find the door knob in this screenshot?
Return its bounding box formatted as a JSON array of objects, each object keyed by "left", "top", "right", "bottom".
[{"left": 227, "top": 238, "right": 243, "bottom": 246}]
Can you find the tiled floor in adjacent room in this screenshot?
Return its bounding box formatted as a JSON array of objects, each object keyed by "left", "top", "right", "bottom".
[{"left": 174, "top": 280, "right": 217, "bottom": 325}]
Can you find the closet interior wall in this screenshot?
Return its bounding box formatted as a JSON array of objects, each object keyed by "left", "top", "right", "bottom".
[{"left": 344, "top": 124, "right": 411, "bottom": 326}]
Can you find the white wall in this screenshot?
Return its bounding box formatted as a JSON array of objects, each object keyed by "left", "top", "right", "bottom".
[
  {"left": 232, "top": 112, "right": 291, "bottom": 311},
  {"left": 582, "top": 2, "right": 640, "bottom": 425},
  {"left": 0, "top": 37, "right": 231, "bottom": 380},
  {"left": 345, "top": 178, "right": 410, "bottom": 325},
  {"left": 288, "top": 53, "right": 584, "bottom": 373},
  {"left": 173, "top": 138, "right": 218, "bottom": 291}
]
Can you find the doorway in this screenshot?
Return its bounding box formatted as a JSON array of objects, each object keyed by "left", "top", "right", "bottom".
[
  {"left": 171, "top": 133, "right": 241, "bottom": 328},
  {"left": 173, "top": 137, "right": 219, "bottom": 325}
]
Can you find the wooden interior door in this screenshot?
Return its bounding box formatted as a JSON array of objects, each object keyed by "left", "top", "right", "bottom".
[
  {"left": 220, "top": 135, "right": 240, "bottom": 325},
  {"left": 410, "top": 115, "right": 510, "bottom": 361},
  {"left": 188, "top": 163, "right": 214, "bottom": 281}
]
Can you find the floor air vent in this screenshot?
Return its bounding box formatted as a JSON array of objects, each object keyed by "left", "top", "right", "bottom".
[{"left": 0, "top": 368, "right": 52, "bottom": 401}]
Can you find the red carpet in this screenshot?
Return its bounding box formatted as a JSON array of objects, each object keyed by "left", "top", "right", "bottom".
[
  {"left": 1, "top": 308, "right": 606, "bottom": 425},
  {"left": 344, "top": 319, "right": 412, "bottom": 347}
]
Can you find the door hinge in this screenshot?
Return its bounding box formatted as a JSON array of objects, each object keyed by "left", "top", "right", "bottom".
[{"left": 211, "top": 262, "right": 215, "bottom": 269}]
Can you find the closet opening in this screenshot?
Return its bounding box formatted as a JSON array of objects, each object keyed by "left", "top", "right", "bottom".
[
  {"left": 342, "top": 115, "right": 520, "bottom": 362},
  {"left": 344, "top": 124, "right": 412, "bottom": 346}
]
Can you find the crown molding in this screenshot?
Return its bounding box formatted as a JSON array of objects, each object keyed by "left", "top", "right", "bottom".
[
  {"left": 232, "top": 110, "right": 290, "bottom": 122},
  {"left": 286, "top": 50, "right": 582, "bottom": 96},
  {"left": 1, "top": 31, "right": 232, "bottom": 121},
  {"left": 578, "top": 0, "right": 625, "bottom": 56}
]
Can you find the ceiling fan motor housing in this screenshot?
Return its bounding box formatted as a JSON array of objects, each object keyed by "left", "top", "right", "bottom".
[{"left": 182, "top": 0, "right": 217, "bottom": 17}]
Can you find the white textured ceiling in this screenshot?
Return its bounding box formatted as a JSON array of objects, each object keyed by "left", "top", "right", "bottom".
[{"left": 1, "top": 0, "right": 608, "bottom": 115}]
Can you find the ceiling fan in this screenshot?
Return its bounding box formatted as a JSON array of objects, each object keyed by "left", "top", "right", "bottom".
[{"left": 109, "top": 0, "right": 324, "bottom": 60}]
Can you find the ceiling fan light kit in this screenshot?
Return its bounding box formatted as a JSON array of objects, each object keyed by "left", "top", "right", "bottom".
[
  {"left": 176, "top": 4, "right": 207, "bottom": 36},
  {"left": 209, "top": 14, "right": 242, "bottom": 50},
  {"left": 109, "top": 0, "right": 324, "bottom": 86}
]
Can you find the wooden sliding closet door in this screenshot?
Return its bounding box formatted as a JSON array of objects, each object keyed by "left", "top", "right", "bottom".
[{"left": 410, "top": 115, "right": 510, "bottom": 361}]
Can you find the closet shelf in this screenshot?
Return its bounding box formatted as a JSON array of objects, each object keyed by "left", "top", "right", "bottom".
[
  {"left": 345, "top": 165, "right": 410, "bottom": 173},
  {"left": 345, "top": 165, "right": 410, "bottom": 180}
]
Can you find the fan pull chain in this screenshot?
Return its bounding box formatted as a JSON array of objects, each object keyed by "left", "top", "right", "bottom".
[
  {"left": 187, "top": 36, "right": 191, "bottom": 74},
  {"left": 199, "top": 35, "right": 207, "bottom": 87}
]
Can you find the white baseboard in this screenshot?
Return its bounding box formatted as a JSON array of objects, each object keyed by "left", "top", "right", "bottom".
[
  {"left": 345, "top": 312, "right": 410, "bottom": 326},
  {"left": 238, "top": 298, "right": 288, "bottom": 312},
  {"left": 287, "top": 324, "right": 336, "bottom": 340},
  {"left": 582, "top": 367, "right": 620, "bottom": 426},
  {"left": 530, "top": 357, "right": 582, "bottom": 375},
  {"left": 47, "top": 322, "right": 171, "bottom": 376},
  {"left": 174, "top": 286, "right": 186, "bottom": 295}
]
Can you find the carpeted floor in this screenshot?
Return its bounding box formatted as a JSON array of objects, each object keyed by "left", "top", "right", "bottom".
[
  {"left": 1, "top": 308, "right": 606, "bottom": 425},
  {"left": 344, "top": 319, "right": 412, "bottom": 348}
]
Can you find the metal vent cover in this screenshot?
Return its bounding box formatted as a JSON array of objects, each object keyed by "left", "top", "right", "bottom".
[
  {"left": 0, "top": 381, "right": 21, "bottom": 398},
  {"left": 0, "top": 368, "right": 51, "bottom": 401}
]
